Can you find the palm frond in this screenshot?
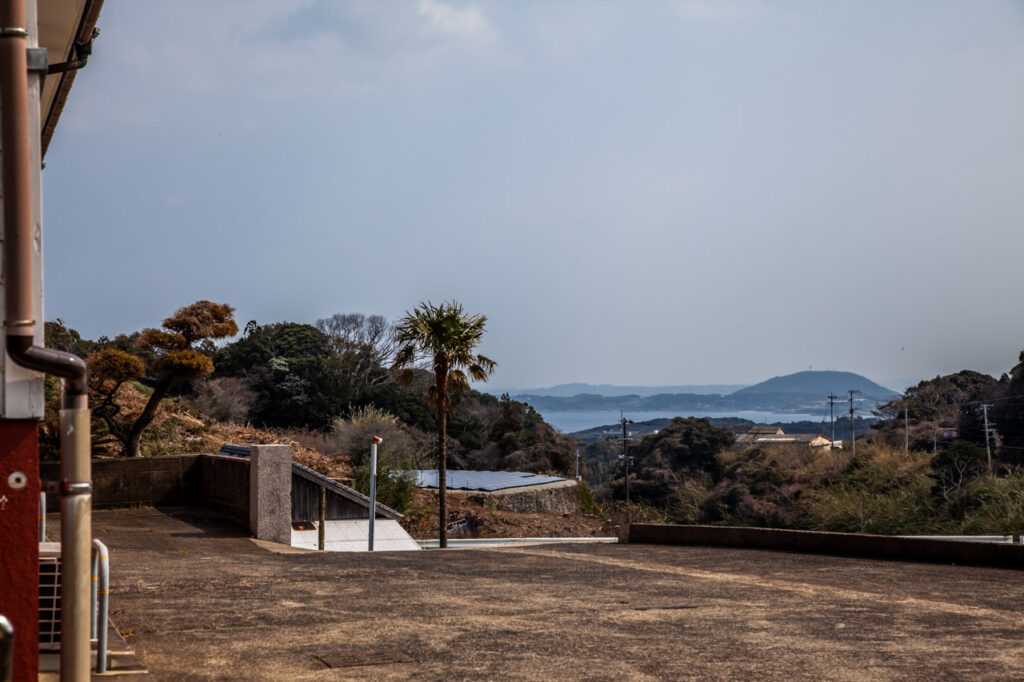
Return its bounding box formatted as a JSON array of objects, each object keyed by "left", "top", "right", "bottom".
[{"left": 391, "top": 300, "right": 497, "bottom": 413}]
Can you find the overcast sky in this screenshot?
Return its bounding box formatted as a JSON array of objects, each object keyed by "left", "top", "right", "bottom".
[{"left": 42, "top": 0, "right": 1024, "bottom": 389}]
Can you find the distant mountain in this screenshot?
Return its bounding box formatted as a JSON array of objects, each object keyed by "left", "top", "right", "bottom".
[
  {"left": 511, "top": 371, "right": 898, "bottom": 414},
  {"left": 734, "top": 371, "right": 897, "bottom": 401},
  {"left": 487, "top": 383, "right": 749, "bottom": 398}
]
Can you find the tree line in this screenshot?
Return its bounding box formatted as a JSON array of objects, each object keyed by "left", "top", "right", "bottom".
[{"left": 43, "top": 301, "right": 578, "bottom": 485}]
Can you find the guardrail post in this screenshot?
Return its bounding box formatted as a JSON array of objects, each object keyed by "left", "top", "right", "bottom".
[{"left": 91, "top": 539, "right": 109, "bottom": 673}]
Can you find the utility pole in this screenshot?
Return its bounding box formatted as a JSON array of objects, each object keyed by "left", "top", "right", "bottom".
[
  {"left": 904, "top": 397, "right": 909, "bottom": 455},
  {"left": 618, "top": 412, "right": 634, "bottom": 527},
  {"left": 622, "top": 413, "right": 630, "bottom": 522},
  {"left": 982, "top": 404, "right": 993, "bottom": 476},
  {"left": 848, "top": 390, "right": 860, "bottom": 457},
  {"left": 827, "top": 393, "right": 839, "bottom": 447}
]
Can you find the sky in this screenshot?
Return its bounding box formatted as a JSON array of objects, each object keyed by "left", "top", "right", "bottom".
[{"left": 42, "top": 0, "right": 1024, "bottom": 390}]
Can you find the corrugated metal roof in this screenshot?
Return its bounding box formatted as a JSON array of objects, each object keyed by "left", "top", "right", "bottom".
[{"left": 411, "top": 470, "right": 566, "bottom": 492}]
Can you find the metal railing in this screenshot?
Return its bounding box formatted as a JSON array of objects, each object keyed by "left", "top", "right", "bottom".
[
  {"left": 38, "top": 539, "right": 111, "bottom": 673},
  {"left": 91, "top": 539, "right": 110, "bottom": 674},
  {"left": 0, "top": 615, "right": 13, "bottom": 682}
]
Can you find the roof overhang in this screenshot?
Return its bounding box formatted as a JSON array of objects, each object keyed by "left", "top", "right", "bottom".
[{"left": 37, "top": 0, "right": 104, "bottom": 157}]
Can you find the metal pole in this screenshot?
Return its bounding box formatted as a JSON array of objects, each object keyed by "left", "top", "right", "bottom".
[
  {"left": 828, "top": 393, "right": 836, "bottom": 446},
  {"left": 904, "top": 399, "right": 909, "bottom": 454},
  {"left": 92, "top": 540, "right": 109, "bottom": 674},
  {"left": 575, "top": 449, "right": 580, "bottom": 480},
  {"left": 982, "top": 404, "right": 992, "bottom": 476},
  {"left": 848, "top": 390, "right": 858, "bottom": 458},
  {"left": 90, "top": 549, "right": 98, "bottom": 639},
  {"left": 39, "top": 491, "right": 46, "bottom": 541},
  {"left": 61, "top": 406, "right": 92, "bottom": 682},
  {"left": 622, "top": 413, "right": 630, "bottom": 527},
  {"left": 0, "top": 615, "right": 12, "bottom": 682},
  {"left": 369, "top": 436, "right": 381, "bottom": 551},
  {"left": 318, "top": 486, "right": 326, "bottom": 551}
]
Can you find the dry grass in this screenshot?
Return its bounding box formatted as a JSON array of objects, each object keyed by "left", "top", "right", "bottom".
[{"left": 97, "top": 383, "right": 351, "bottom": 479}]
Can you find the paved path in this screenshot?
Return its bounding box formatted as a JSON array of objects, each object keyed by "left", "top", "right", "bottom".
[{"left": 82, "top": 508, "right": 1024, "bottom": 680}]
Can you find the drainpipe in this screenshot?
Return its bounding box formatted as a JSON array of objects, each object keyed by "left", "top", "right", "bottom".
[{"left": 1, "top": 1, "right": 92, "bottom": 680}]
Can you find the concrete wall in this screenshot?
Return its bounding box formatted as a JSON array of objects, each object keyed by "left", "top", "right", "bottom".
[
  {"left": 40, "top": 454, "right": 249, "bottom": 525},
  {"left": 629, "top": 523, "right": 1024, "bottom": 570},
  {"left": 40, "top": 455, "right": 202, "bottom": 512},
  {"left": 200, "top": 455, "right": 250, "bottom": 524},
  {"left": 467, "top": 481, "right": 580, "bottom": 515}
]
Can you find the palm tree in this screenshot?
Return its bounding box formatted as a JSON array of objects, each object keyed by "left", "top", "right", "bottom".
[{"left": 392, "top": 301, "right": 496, "bottom": 548}]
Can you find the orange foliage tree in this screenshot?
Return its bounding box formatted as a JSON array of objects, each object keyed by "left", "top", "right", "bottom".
[
  {"left": 86, "top": 348, "right": 146, "bottom": 453},
  {"left": 113, "top": 301, "right": 238, "bottom": 457}
]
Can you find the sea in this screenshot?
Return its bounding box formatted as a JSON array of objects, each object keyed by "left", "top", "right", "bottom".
[{"left": 541, "top": 410, "right": 828, "bottom": 434}]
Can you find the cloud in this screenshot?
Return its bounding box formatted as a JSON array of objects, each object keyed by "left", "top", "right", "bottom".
[
  {"left": 418, "top": 0, "right": 495, "bottom": 42},
  {"left": 669, "top": 0, "right": 763, "bottom": 23}
]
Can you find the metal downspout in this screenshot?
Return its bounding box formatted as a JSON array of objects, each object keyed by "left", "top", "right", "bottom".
[{"left": 0, "top": 1, "right": 92, "bottom": 680}]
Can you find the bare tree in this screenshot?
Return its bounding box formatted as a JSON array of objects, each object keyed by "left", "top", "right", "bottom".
[{"left": 315, "top": 313, "right": 397, "bottom": 391}]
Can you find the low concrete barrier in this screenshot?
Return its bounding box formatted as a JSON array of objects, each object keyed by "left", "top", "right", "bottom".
[
  {"left": 629, "top": 524, "right": 1024, "bottom": 570},
  {"left": 40, "top": 455, "right": 202, "bottom": 511}
]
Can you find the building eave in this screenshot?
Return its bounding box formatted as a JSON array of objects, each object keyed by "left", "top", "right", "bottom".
[{"left": 38, "top": 0, "right": 104, "bottom": 158}]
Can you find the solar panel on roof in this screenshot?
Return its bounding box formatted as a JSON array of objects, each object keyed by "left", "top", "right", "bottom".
[{"left": 410, "top": 470, "right": 566, "bottom": 491}]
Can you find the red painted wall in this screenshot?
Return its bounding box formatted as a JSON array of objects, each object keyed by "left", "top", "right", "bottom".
[{"left": 0, "top": 421, "right": 39, "bottom": 680}]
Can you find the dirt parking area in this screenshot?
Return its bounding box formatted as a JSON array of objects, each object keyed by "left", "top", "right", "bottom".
[{"left": 77, "top": 508, "right": 1024, "bottom": 680}]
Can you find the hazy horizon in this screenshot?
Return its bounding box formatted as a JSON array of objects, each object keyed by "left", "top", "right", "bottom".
[{"left": 42, "top": 1, "right": 1024, "bottom": 388}]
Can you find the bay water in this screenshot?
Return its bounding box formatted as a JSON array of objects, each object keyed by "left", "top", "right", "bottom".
[{"left": 542, "top": 409, "right": 828, "bottom": 434}]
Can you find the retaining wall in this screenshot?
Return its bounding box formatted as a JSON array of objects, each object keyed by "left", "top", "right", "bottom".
[
  {"left": 200, "top": 455, "right": 250, "bottom": 524},
  {"left": 629, "top": 523, "right": 1024, "bottom": 570},
  {"left": 40, "top": 455, "right": 202, "bottom": 512},
  {"left": 40, "top": 454, "right": 250, "bottom": 525},
  {"left": 467, "top": 481, "right": 580, "bottom": 515}
]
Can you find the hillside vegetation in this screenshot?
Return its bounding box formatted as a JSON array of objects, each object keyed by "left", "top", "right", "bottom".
[
  {"left": 583, "top": 350, "right": 1024, "bottom": 535},
  {"left": 42, "top": 311, "right": 1024, "bottom": 537},
  {"left": 585, "top": 416, "right": 1024, "bottom": 535},
  {"left": 43, "top": 314, "right": 579, "bottom": 517}
]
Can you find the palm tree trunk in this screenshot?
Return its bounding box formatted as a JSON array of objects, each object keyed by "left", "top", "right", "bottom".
[
  {"left": 438, "top": 406, "right": 448, "bottom": 549},
  {"left": 126, "top": 374, "right": 173, "bottom": 457}
]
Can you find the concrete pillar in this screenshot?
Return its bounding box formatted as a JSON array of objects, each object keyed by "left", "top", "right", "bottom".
[{"left": 248, "top": 445, "right": 292, "bottom": 544}]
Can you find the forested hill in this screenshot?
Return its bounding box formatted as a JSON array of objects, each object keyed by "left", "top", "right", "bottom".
[{"left": 734, "top": 371, "right": 897, "bottom": 400}]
